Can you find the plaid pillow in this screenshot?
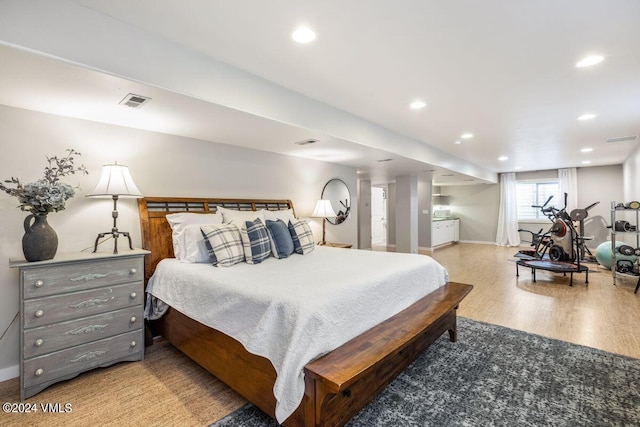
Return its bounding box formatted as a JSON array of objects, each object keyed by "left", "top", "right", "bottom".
[
  {"left": 200, "top": 224, "right": 245, "bottom": 267},
  {"left": 240, "top": 218, "right": 272, "bottom": 265},
  {"left": 288, "top": 219, "right": 315, "bottom": 255}
]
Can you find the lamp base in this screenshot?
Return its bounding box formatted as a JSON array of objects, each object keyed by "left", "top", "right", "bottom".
[{"left": 92, "top": 230, "right": 133, "bottom": 254}]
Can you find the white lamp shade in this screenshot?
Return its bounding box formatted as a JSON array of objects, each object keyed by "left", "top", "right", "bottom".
[
  {"left": 88, "top": 163, "right": 142, "bottom": 197},
  {"left": 311, "top": 199, "right": 337, "bottom": 218}
]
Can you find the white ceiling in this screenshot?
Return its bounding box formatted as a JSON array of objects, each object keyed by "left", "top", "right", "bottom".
[{"left": 1, "top": 0, "right": 639, "bottom": 185}]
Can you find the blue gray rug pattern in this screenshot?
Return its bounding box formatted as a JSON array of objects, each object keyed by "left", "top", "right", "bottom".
[{"left": 211, "top": 318, "right": 640, "bottom": 426}]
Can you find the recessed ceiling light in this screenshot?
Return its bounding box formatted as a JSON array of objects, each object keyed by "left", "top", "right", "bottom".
[
  {"left": 291, "top": 26, "right": 316, "bottom": 43},
  {"left": 578, "top": 113, "right": 597, "bottom": 121},
  {"left": 409, "top": 100, "right": 426, "bottom": 110},
  {"left": 580, "top": 147, "right": 594, "bottom": 153},
  {"left": 498, "top": 156, "right": 508, "bottom": 161},
  {"left": 461, "top": 133, "right": 473, "bottom": 139},
  {"left": 576, "top": 55, "right": 604, "bottom": 68},
  {"left": 454, "top": 140, "right": 462, "bottom": 145},
  {"left": 582, "top": 160, "right": 592, "bottom": 165}
]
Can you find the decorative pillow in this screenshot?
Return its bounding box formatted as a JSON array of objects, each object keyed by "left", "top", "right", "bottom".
[
  {"left": 239, "top": 218, "right": 272, "bottom": 265},
  {"left": 265, "top": 219, "right": 295, "bottom": 258},
  {"left": 166, "top": 212, "right": 222, "bottom": 261},
  {"left": 263, "top": 208, "right": 295, "bottom": 223},
  {"left": 200, "top": 224, "right": 245, "bottom": 267},
  {"left": 288, "top": 219, "right": 315, "bottom": 255},
  {"left": 217, "top": 206, "right": 265, "bottom": 225},
  {"left": 182, "top": 224, "right": 215, "bottom": 263}
]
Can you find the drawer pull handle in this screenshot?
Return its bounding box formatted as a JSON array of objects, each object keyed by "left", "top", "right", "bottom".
[
  {"left": 35, "top": 368, "right": 44, "bottom": 377},
  {"left": 342, "top": 388, "right": 352, "bottom": 398},
  {"left": 34, "top": 280, "right": 44, "bottom": 288},
  {"left": 130, "top": 316, "right": 137, "bottom": 323},
  {"left": 130, "top": 292, "right": 137, "bottom": 299},
  {"left": 34, "top": 310, "right": 44, "bottom": 318},
  {"left": 130, "top": 268, "right": 137, "bottom": 274},
  {"left": 35, "top": 339, "right": 44, "bottom": 347},
  {"left": 130, "top": 340, "right": 137, "bottom": 348}
]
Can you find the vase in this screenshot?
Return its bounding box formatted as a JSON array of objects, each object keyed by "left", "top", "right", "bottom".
[{"left": 23, "top": 214, "right": 58, "bottom": 262}]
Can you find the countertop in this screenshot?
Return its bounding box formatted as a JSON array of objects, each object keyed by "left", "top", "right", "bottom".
[{"left": 433, "top": 217, "right": 459, "bottom": 221}]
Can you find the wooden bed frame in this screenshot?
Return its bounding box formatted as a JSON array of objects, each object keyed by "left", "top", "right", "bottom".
[{"left": 138, "top": 196, "right": 472, "bottom": 427}]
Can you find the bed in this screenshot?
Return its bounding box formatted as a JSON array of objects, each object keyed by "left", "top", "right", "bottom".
[{"left": 138, "top": 196, "right": 472, "bottom": 427}]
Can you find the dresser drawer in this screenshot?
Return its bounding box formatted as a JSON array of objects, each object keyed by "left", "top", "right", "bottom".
[
  {"left": 23, "top": 282, "right": 142, "bottom": 329},
  {"left": 23, "top": 306, "right": 142, "bottom": 359},
  {"left": 23, "top": 330, "right": 143, "bottom": 389},
  {"left": 22, "top": 257, "right": 143, "bottom": 299}
]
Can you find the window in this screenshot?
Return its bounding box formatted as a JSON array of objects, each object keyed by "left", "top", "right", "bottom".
[{"left": 516, "top": 180, "right": 559, "bottom": 220}]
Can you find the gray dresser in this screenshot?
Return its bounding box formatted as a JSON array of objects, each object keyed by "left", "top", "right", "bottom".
[{"left": 10, "top": 249, "right": 149, "bottom": 399}]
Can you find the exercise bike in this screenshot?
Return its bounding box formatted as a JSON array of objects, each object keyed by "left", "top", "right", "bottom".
[{"left": 518, "top": 194, "right": 598, "bottom": 262}]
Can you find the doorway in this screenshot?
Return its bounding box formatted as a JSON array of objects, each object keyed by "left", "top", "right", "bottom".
[{"left": 371, "top": 186, "right": 387, "bottom": 246}]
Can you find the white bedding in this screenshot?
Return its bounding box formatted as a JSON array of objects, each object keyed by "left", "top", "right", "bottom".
[{"left": 146, "top": 246, "right": 448, "bottom": 422}]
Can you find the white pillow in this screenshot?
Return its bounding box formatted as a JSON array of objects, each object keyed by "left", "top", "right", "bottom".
[
  {"left": 217, "top": 206, "right": 265, "bottom": 225},
  {"left": 166, "top": 212, "right": 223, "bottom": 262},
  {"left": 263, "top": 208, "right": 295, "bottom": 222}
]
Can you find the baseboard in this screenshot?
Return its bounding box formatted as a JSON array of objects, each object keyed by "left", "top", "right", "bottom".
[
  {"left": 458, "top": 240, "right": 498, "bottom": 245},
  {"left": 0, "top": 364, "right": 19, "bottom": 382}
]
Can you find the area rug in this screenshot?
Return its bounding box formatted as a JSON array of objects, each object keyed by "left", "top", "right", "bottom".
[{"left": 211, "top": 318, "right": 640, "bottom": 426}]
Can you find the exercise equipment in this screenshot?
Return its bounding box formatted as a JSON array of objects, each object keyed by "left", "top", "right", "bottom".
[
  {"left": 594, "top": 241, "right": 637, "bottom": 270},
  {"left": 614, "top": 220, "right": 636, "bottom": 232},
  {"left": 618, "top": 245, "right": 635, "bottom": 256},
  {"left": 518, "top": 194, "right": 598, "bottom": 263}
]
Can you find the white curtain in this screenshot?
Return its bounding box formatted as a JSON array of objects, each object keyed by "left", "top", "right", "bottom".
[
  {"left": 558, "top": 168, "right": 578, "bottom": 212},
  {"left": 496, "top": 172, "right": 521, "bottom": 246}
]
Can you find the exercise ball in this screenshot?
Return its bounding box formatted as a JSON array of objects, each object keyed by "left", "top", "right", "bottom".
[{"left": 595, "top": 241, "right": 637, "bottom": 270}]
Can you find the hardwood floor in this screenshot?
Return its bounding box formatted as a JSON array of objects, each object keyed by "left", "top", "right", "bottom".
[
  {"left": 427, "top": 243, "right": 640, "bottom": 359},
  {"left": 1, "top": 243, "right": 638, "bottom": 426}
]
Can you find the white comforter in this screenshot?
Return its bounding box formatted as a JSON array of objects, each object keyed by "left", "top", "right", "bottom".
[{"left": 146, "top": 246, "right": 448, "bottom": 422}]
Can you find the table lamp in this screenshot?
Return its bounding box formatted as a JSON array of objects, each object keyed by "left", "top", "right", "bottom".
[
  {"left": 87, "top": 162, "right": 142, "bottom": 254},
  {"left": 311, "top": 199, "right": 337, "bottom": 244}
]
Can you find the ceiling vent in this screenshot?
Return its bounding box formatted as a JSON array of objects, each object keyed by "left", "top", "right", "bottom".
[
  {"left": 119, "top": 93, "right": 151, "bottom": 108},
  {"left": 376, "top": 158, "right": 393, "bottom": 162},
  {"left": 294, "top": 139, "right": 318, "bottom": 146},
  {"left": 604, "top": 135, "right": 638, "bottom": 143}
]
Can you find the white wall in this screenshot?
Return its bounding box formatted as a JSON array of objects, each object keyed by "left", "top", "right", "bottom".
[
  {"left": 623, "top": 145, "right": 640, "bottom": 202},
  {"left": 444, "top": 184, "right": 500, "bottom": 244},
  {"left": 395, "top": 176, "right": 418, "bottom": 253},
  {"left": 0, "top": 105, "right": 357, "bottom": 375},
  {"left": 417, "top": 174, "right": 434, "bottom": 249}
]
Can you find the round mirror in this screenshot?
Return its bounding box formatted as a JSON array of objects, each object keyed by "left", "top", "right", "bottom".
[{"left": 322, "top": 179, "right": 351, "bottom": 225}]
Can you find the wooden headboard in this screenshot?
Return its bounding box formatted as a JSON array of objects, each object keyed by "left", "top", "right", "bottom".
[{"left": 137, "top": 197, "right": 295, "bottom": 282}]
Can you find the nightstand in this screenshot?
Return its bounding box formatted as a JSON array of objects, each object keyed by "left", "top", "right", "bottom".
[
  {"left": 10, "top": 249, "right": 149, "bottom": 400},
  {"left": 318, "top": 242, "right": 353, "bottom": 249}
]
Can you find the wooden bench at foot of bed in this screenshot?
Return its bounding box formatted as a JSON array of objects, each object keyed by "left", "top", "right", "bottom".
[{"left": 156, "top": 281, "right": 472, "bottom": 427}]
